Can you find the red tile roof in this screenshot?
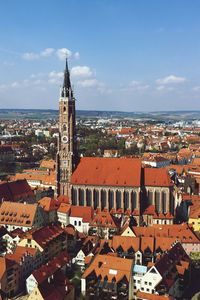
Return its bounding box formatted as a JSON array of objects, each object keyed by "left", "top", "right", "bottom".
[
  {"left": 70, "top": 205, "right": 94, "bottom": 223},
  {"left": 143, "top": 205, "right": 174, "bottom": 219},
  {"left": 38, "top": 197, "right": 60, "bottom": 212},
  {"left": 71, "top": 157, "right": 141, "bottom": 187},
  {"left": 24, "top": 224, "right": 65, "bottom": 248},
  {"left": 144, "top": 168, "right": 172, "bottom": 187},
  {"left": 90, "top": 211, "right": 119, "bottom": 228},
  {"left": 83, "top": 254, "right": 133, "bottom": 283},
  {"left": 136, "top": 291, "right": 173, "bottom": 300},
  {"left": 32, "top": 251, "right": 70, "bottom": 284},
  {"left": 0, "top": 179, "right": 33, "bottom": 203},
  {"left": 0, "top": 201, "right": 38, "bottom": 227},
  {"left": 132, "top": 224, "right": 200, "bottom": 244}
]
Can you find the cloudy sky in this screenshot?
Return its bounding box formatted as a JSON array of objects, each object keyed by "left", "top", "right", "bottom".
[{"left": 0, "top": 0, "right": 200, "bottom": 111}]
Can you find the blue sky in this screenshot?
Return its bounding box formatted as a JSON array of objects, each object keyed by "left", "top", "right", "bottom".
[{"left": 0, "top": 0, "right": 200, "bottom": 111}]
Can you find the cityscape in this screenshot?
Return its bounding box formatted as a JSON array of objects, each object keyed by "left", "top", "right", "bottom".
[{"left": 0, "top": 1, "right": 200, "bottom": 300}]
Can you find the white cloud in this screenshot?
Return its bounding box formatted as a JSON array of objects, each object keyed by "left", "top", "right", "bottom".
[
  {"left": 48, "top": 71, "right": 63, "bottom": 84},
  {"left": 56, "top": 48, "right": 72, "bottom": 60},
  {"left": 156, "top": 85, "right": 175, "bottom": 92},
  {"left": 11, "top": 81, "right": 20, "bottom": 88},
  {"left": 22, "top": 52, "right": 39, "bottom": 60},
  {"left": 192, "top": 86, "right": 200, "bottom": 92},
  {"left": 78, "top": 79, "right": 101, "bottom": 88},
  {"left": 74, "top": 52, "right": 80, "bottom": 60},
  {"left": 156, "top": 75, "right": 186, "bottom": 85},
  {"left": 129, "top": 80, "right": 149, "bottom": 90},
  {"left": 0, "top": 84, "right": 7, "bottom": 90},
  {"left": 22, "top": 47, "right": 80, "bottom": 62},
  {"left": 40, "top": 48, "right": 55, "bottom": 57},
  {"left": 48, "top": 71, "right": 63, "bottom": 79},
  {"left": 71, "top": 66, "right": 93, "bottom": 78}
]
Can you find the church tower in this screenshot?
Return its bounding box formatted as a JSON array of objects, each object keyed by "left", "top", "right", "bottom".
[{"left": 56, "top": 59, "right": 77, "bottom": 197}]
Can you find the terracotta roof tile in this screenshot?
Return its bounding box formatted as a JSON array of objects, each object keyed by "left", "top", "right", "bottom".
[
  {"left": 144, "top": 168, "right": 172, "bottom": 187},
  {"left": 82, "top": 254, "right": 133, "bottom": 283},
  {"left": 70, "top": 205, "right": 94, "bottom": 223},
  {"left": 38, "top": 197, "right": 59, "bottom": 212},
  {"left": 90, "top": 211, "right": 118, "bottom": 228},
  {"left": 71, "top": 157, "right": 141, "bottom": 187},
  {"left": 0, "top": 201, "right": 38, "bottom": 227}
]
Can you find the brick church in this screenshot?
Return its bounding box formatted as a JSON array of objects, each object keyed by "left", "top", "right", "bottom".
[{"left": 56, "top": 60, "right": 174, "bottom": 216}]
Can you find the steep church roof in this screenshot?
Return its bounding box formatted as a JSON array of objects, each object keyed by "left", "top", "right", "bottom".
[{"left": 71, "top": 157, "right": 141, "bottom": 187}]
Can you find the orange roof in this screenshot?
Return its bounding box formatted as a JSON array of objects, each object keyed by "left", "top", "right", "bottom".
[
  {"left": 14, "top": 171, "right": 56, "bottom": 186},
  {"left": 0, "top": 201, "right": 38, "bottom": 227},
  {"left": 192, "top": 157, "right": 200, "bottom": 165},
  {"left": 141, "top": 237, "right": 154, "bottom": 252},
  {"left": 133, "top": 224, "right": 200, "bottom": 244},
  {"left": 83, "top": 254, "right": 133, "bottom": 283},
  {"left": 144, "top": 168, "right": 172, "bottom": 187},
  {"left": 90, "top": 211, "right": 118, "bottom": 228},
  {"left": 57, "top": 203, "right": 71, "bottom": 214},
  {"left": 6, "top": 246, "right": 38, "bottom": 263},
  {"left": 112, "top": 236, "right": 140, "bottom": 252},
  {"left": 71, "top": 157, "right": 141, "bottom": 187},
  {"left": 70, "top": 205, "right": 94, "bottom": 223},
  {"left": 143, "top": 205, "right": 174, "bottom": 219},
  {"left": 38, "top": 197, "right": 59, "bottom": 212},
  {"left": 40, "top": 159, "right": 56, "bottom": 170},
  {"left": 136, "top": 291, "right": 173, "bottom": 300},
  {"left": 57, "top": 195, "right": 70, "bottom": 204}
]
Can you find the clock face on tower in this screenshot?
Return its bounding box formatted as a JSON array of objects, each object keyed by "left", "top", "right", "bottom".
[{"left": 62, "top": 135, "right": 68, "bottom": 143}]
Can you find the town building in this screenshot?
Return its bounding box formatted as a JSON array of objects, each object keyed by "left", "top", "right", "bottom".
[
  {"left": 0, "top": 201, "right": 44, "bottom": 231},
  {"left": 18, "top": 224, "right": 67, "bottom": 263},
  {"left": 56, "top": 61, "right": 175, "bottom": 217},
  {"left": 0, "top": 179, "right": 34, "bottom": 204},
  {"left": 0, "top": 256, "right": 20, "bottom": 299},
  {"left": 81, "top": 254, "right": 134, "bottom": 299}
]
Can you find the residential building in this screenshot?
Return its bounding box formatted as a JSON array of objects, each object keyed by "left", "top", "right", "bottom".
[
  {"left": 81, "top": 254, "right": 134, "bottom": 299},
  {"left": 0, "top": 201, "right": 44, "bottom": 231},
  {"left": 0, "top": 179, "right": 34, "bottom": 204},
  {"left": 18, "top": 224, "right": 67, "bottom": 263},
  {"left": 0, "top": 256, "right": 20, "bottom": 299},
  {"left": 89, "top": 210, "right": 119, "bottom": 239},
  {"left": 69, "top": 205, "right": 94, "bottom": 233}
]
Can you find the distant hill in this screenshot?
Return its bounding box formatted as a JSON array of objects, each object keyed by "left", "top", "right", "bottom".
[{"left": 0, "top": 109, "right": 200, "bottom": 121}]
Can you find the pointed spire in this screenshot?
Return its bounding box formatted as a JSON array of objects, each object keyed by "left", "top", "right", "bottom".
[{"left": 61, "top": 57, "right": 73, "bottom": 98}]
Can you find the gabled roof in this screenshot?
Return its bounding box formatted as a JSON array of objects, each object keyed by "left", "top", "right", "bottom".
[
  {"left": 155, "top": 242, "right": 190, "bottom": 277},
  {"left": 70, "top": 205, "right": 94, "bottom": 223},
  {"left": 0, "top": 179, "right": 33, "bottom": 203},
  {"left": 133, "top": 224, "right": 200, "bottom": 244},
  {"left": 143, "top": 205, "right": 174, "bottom": 219},
  {"left": 0, "top": 201, "right": 38, "bottom": 227},
  {"left": 38, "top": 197, "right": 59, "bottom": 212},
  {"left": 112, "top": 236, "right": 140, "bottom": 252},
  {"left": 24, "top": 224, "right": 65, "bottom": 248},
  {"left": 144, "top": 168, "right": 172, "bottom": 187},
  {"left": 57, "top": 203, "right": 71, "bottom": 214},
  {"left": 82, "top": 254, "right": 133, "bottom": 283},
  {"left": 32, "top": 251, "right": 70, "bottom": 284},
  {"left": 6, "top": 246, "right": 38, "bottom": 263},
  {"left": 89, "top": 211, "right": 118, "bottom": 228},
  {"left": 71, "top": 157, "right": 141, "bottom": 187}
]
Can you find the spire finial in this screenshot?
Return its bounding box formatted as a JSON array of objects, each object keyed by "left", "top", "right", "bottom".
[
  {"left": 61, "top": 58, "right": 73, "bottom": 98},
  {"left": 65, "top": 56, "right": 69, "bottom": 72}
]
